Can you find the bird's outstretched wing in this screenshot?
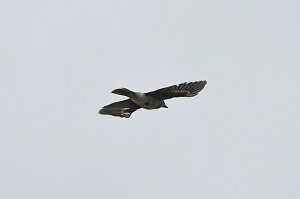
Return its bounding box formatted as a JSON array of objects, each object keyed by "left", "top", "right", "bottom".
[
  {"left": 99, "top": 99, "right": 140, "bottom": 118},
  {"left": 146, "top": 81, "right": 207, "bottom": 100}
]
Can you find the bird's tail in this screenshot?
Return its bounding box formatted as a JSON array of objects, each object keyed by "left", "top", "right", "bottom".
[{"left": 111, "top": 88, "right": 135, "bottom": 97}]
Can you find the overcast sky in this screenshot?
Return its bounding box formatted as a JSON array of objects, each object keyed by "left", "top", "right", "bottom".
[{"left": 1, "top": 0, "right": 299, "bottom": 198}]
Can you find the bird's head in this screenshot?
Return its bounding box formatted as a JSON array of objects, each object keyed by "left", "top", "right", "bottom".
[{"left": 160, "top": 101, "right": 168, "bottom": 108}]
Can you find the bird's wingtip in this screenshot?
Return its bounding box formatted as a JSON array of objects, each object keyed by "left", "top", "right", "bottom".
[
  {"left": 200, "top": 80, "right": 207, "bottom": 86},
  {"left": 98, "top": 108, "right": 104, "bottom": 114}
]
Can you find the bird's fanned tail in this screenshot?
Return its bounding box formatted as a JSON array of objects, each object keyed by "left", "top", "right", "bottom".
[{"left": 111, "top": 88, "right": 135, "bottom": 97}]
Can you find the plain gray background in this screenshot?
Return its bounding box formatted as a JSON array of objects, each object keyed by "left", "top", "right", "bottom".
[{"left": 1, "top": 0, "right": 299, "bottom": 198}]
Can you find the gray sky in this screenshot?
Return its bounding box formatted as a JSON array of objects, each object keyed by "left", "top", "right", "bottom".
[{"left": 1, "top": 0, "right": 299, "bottom": 198}]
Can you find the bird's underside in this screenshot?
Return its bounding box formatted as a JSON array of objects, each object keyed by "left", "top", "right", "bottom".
[{"left": 99, "top": 80, "right": 207, "bottom": 118}]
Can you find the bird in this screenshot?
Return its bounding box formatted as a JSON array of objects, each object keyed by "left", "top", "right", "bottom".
[{"left": 99, "top": 80, "right": 207, "bottom": 118}]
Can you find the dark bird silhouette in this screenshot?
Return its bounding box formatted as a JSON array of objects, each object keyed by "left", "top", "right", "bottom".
[{"left": 99, "top": 81, "right": 207, "bottom": 118}]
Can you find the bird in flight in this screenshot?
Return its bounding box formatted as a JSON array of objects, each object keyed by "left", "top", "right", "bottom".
[{"left": 99, "top": 80, "right": 207, "bottom": 118}]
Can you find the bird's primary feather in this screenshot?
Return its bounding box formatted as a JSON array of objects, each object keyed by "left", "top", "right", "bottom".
[
  {"left": 99, "top": 99, "right": 140, "bottom": 118},
  {"left": 146, "top": 81, "right": 207, "bottom": 100}
]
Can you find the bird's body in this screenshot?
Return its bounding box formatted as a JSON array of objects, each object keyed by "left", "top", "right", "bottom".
[
  {"left": 99, "top": 81, "right": 207, "bottom": 118},
  {"left": 123, "top": 92, "right": 163, "bottom": 109}
]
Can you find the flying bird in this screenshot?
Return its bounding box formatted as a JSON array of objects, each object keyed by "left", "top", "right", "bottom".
[{"left": 99, "top": 80, "right": 207, "bottom": 118}]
